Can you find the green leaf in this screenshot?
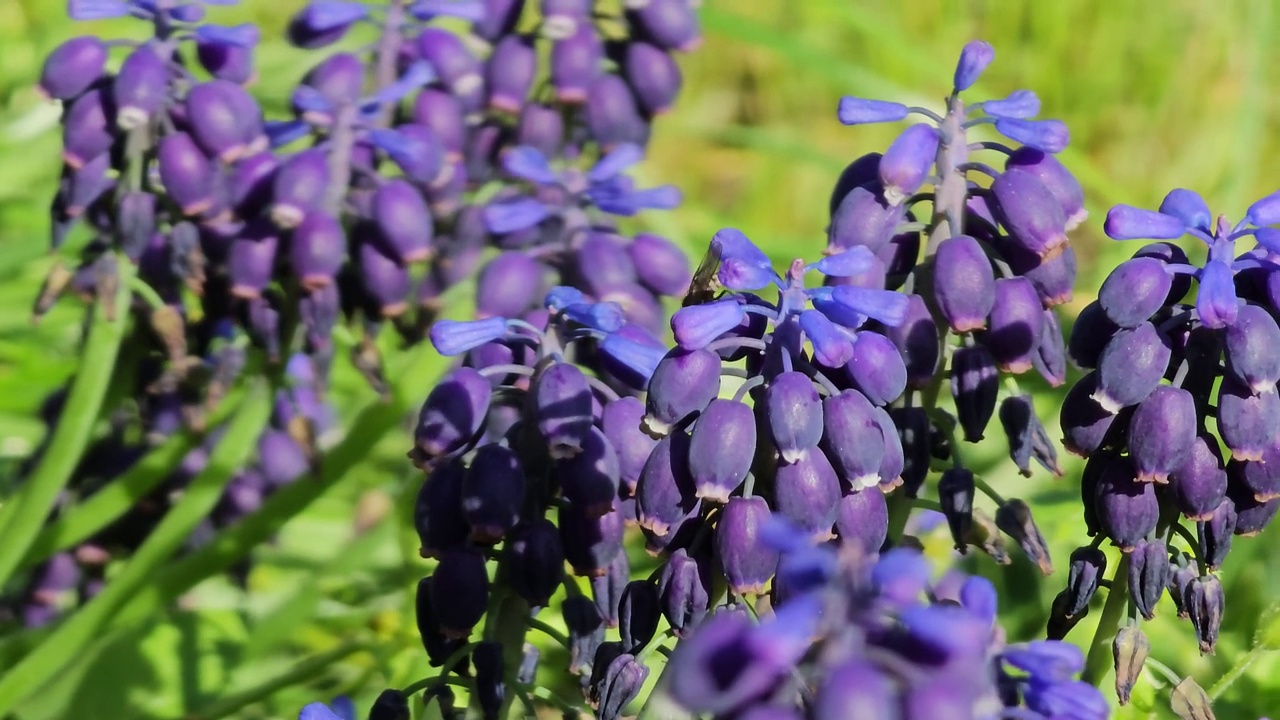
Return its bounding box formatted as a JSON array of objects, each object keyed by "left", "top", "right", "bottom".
[
  {"left": 0, "top": 258, "right": 135, "bottom": 591},
  {"left": 0, "top": 381, "right": 271, "bottom": 716}
]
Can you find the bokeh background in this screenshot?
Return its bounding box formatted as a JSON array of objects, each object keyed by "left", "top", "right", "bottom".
[{"left": 2, "top": 0, "right": 1279, "bottom": 718}]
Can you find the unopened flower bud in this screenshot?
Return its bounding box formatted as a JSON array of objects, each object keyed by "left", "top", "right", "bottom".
[
  {"left": 990, "top": 168, "right": 1069, "bottom": 261},
  {"left": 534, "top": 362, "right": 595, "bottom": 459},
  {"left": 1095, "top": 456, "right": 1159, "bottom": 551},
  {"left": 938, "top": 468, "right": 975, "bottom": 552},
  {"left": 430, "top": 547, "right": 490, "bottom": 639},
  {"left": 658, "top": 549, "right": 712, "bottom": 637},
  {"left": 463, "top": 444, "right": 526, "bottom": 542},
  {"left": 1113, "top": 626, "right": 1150, "bottom": 706},
  {"left": 996, "top": 498, "right": 1053, "bottom": 575},
  {"left": 618, "top": 580, "right": 661, "bottom": 652},
  {"left": 505, "top": 519, "right": 565, "bottom": 607},
  {"left": 934, "top": 235, "right": 996, "bottom": 333},
  {"left": 1064, "top": 546, "right": 1106, "bottom": 618},
  {"left": 774, "top": 449, "right": 842, "bottom": 542},
  {"left": 1198, "top": 501, "right": 1237, "bottom": 570},
  {"left": 1128, "top": 538, "right": 1170, "bottom": 620},
  {"left": 560, "top": 504, "right": 625, "bottom": 577},
  {"left": 951, "top": 345, "right": 999, "bottom": 442},
  {"left": 644, "top": 348, "right": 721, "bottom": 435}
]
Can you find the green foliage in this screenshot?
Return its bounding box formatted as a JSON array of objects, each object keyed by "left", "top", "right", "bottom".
[{"left": 2, "top": 0, "right": 1280, "bottom": 717}]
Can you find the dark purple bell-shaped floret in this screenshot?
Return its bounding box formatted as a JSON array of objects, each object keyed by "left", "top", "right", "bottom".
[
  {"left": 765, "top": 371, "right": 823, "bottom": 463},
  {"left": 619, "top": 580, "right": 661, "bottom": 653},
  {"left": 990, "top": 168, "right": 1069, "bottom": 262},
  {"left": 40, "top": 36, "right": 107, "bottom": 101},
  {"left": 61, "top": 86, "right": 114, "bottom": 170},
  {"left": 477, "top": 251, "right": 544, "bottom": 319},
  {"left": 630, "top": 233, "right": 692, "bottom": 297},
  {"left": 1060, "top": 372, "right": 1124, "bottom": 457},
  {"left": 196, "top": 27, "right": 256, "bottom": 84},
  {"left": 486, "top": 34, "right": 537, "bottom": 114},
  {"left": 989, "top": 276, "right": 1045, "bottom": 373},
  {"left": 186, "top": 80, "right": 265, "bottom": 163},
  {"left": 418, "top": 28, "right": 482, "bottom": 96},
  {"left": 636, "top": 431, "right": 699, "bottom": 538},
  {"left": 114, "top": 44, "right": 168, "bottom": 130},
  {"left": 430, "top": 547, "right": 490, "bottom": 639},
  {"left": 414, "top": 367, "right": 491, "bottom": 463},
  {"left": 884, "top": 294, "right": 940, "bottom": 388},
  {"left": 846, "top": 331, "right": 908, "bottom": 405},
  {"left": 999, "top": 394, "right": 1062, "bottom": 477},
  {"left": 600, "top": 397, "right": 657, "bottom": 496},
  {"left": 879, "top": 123, "right": 938, "bottom": 205},
  {"left": 835, "top": 487, "right": 889, "bottom": 555},
  {"left": 1128, "top": 385, "right": 1196, "bottom": 483},
  {"left": 563, "top": 594, "right": 606, "bottom": 675},
  {"left": 1092, "top": 321, "right": 1172, "bottom": 413},
  {"left": 1127, "top": 538, "right": 1170, "bottom": 620},
  {"left": 592, "top": 554, "right": 629, "bottom": 627},
  {"left": 413, "top": 88, "right": 465, "bottom": 161},
  {"left": 1224, "top": 303, "right": 1280, "bottom": 393},
  {"left": 688, "top": 399, "right": 756, "bottom": 502},
  {"left": 158, "top": 132, "right": 216, "bottom": 217},
  {"left": 773, "top": 449, "right": 842, "bottom": 542},
  {"left": 534, "top": 362, "right": 595, "bottom": 459},
  {"left": 228, "top": 220, "right": 279, "bottom": 299},
  {"left": 1229, "top": 442, "right": 1280, "bottom": 502},
  {"left": 290, "top": 210, "right": 346, "bottom": 289},
  {"left": 1034, "top": 308, "right": 1069, "bottom": 387},
  {"left": 463, "top": 444, "right": 526, "bottom": 543},
  {"left": 1229, "top": 476, "right": 1280, "bottom": 536},
  {"left": 560, "top": 504, "right": 626, "bottom": 577},
  {"left": 590, "top": 649, "right": 649, "bottom": 720},
  {"left": 550, "top": 24, "right": 603, "bottom": 103},
  {"left": 644, "top": 348, "right": 721, "bottom": 435},
  {"left": 1199, "top": 501, "right": 1237, "bottom": 570},
  {"left": 622, "top": 42, "right": 682, "bottom": 115},
  {"left": 1005, "top": 147, "right": 1087, "bottom": 230},
  {"left": 1015, "top": 245, "right": 1077, "bottom": 308},
  {"left": 505, "top": 519, "right": 565, "bottom": 607},
  {"left": 626, "top": 0, "right": 701, "bottom": 51},
  {"left": 1186, "top": 575, "right": 1224, "bottom": 655},
  {"left": 271, "top": 149, "right": 329, "bottom": 228},
  {"left": 827, "top": 184, "right": 905, "bottom": 254},
  {"left": 658, "top": 548, "right": 712, "bottom": 637},
  {"left": 1217, "top": 376, "right": 1280, "bottom": 462},
  {"left": 475, "top": 0, "right": 525, "bottom": 40},
  {"left": 820, "top": 389, "right": 885, "bottom": 491},
  {"left": 1170, "top": 433, "right": 1229, "bottom": 520},
  {"left": 937, "top": 468, "right": 975, "bottom": 551},
  {"left": 515, "top": 102, "right": 564, "bottom": 159},
  {"left": 933, "top": 235, "right": 996, "bottom": 333},
  {"left": 1067, "top": 301, "right": 1120, "bottom": 370},
  {"left": 414, "top": 458, "right": 469, "bottom": 558},
  {"left": 1095, "top": 456, "right": 1159, "bottom": 552},
  {"left": 890, "top": 406, "right": 930, "bottom": 495},
  {"left": 1097, "top": 257, "right": 1172, "bottom": 329},
  {"left": 358, "top": 241, "right": 412, "bottom": 317},
  {"left": 951, "top": 345, "right": 999, "bottom": 442},
  {"left": 556, "top": 427, "right": 621, "bottom": 516},
  {"left": 585, "top": 74, "right": 646, "bottom": 150},
  {"left": 230, "top": 150, "right": 278, "bottom": 218},
  {"left": 372, "top": 179, "right": 434, "bottom": 263},
  {"left": 1064, "top": 546, "right": 1106, "bottom": 618},
  {"left": 715, "top": 497, "right": 779, "bottom": 595},
  {"left": 996, "top": 498, "right": 1054, "bottom": 574}
]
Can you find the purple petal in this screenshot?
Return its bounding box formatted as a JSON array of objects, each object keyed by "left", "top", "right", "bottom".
[
  {"left": 800, "top": 310, "right": 854, "bottom": 367},
  {"left": 1197, "top": 260, "right": 1240, "bottom": 329},
  {"left": 672, "top": 300, "right": 747, "bottom": 350},
  {"left": 298, "top": 703, "right": 344, "bottom": 720},
  {"left": 1158, "top": 188, "right": 1212, "bottom": 232},
  {"left": 299, "top": 1, "right": 369, "bottom": 31},
  {"left": 194, "top": 23, "right": 261, "bottom": 47},
  {"left": 408, "top": 0, "right": 487, "bottom": 21},
  {"left": 713, "top": 227, "right": 771, "bottom": 270},
  {"left": 564, "top": 301, "right": 626, "bottom": 333},
  {"left": 600, "top": 334, "right": 668, "bottom": 381},
  {"left": 810, "top": 246, "right": 876, "bottom": 277},
  {"left": 589, "top": 143, "right": 645, "bottom": 182},
  {"left": 68, "top": 0, "right": 131, "bottom": 20},
  {"left": 265, "top": 120, "right": 311, "bottom": 148},
  {"left": 1103, "top": 205, "right": 1187, "bottom": 241},
  {"left": 953, "top": 40, "right": 994, "bottom": 92},
  {"left": 836, "top": 97, "right": 909, "bottom": 126},
  {"left": 982, "top": 89, "right": 1040, "bottom": 119},
  {"left": 430, "top": 317, "right": 510, "bottom": 355},
  {"left": 484, "top": 197, "right": 550, "bottom": 233},
  {"left": 545, "top": 286, "right": 587, "bottom": 311},
  {"left": 373, "top": 60, "right": 437, "bottom": 105},
  {"left": 502, "top": 145, "right": 559, "bottom": 185},
  {"left": 292, "top": 85, "right": 334, "bottom": 114},
  {"left": 1254, "top": 228, "right": 1280, "bottom": 255},
  {"left": 810, "top": 295, "right": 867, "bottom": 330},
  {"left": 830, "top": 286, "right": 910, "bottom": 326},
  {"left": 995, "top": 118, "right": 1069, "bottom": 153},
  {"left": 1246, "top": 190, "right": 1280, "bottom": 227}
]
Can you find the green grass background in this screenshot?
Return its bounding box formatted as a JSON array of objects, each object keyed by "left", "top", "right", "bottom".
[{"left": 2, "top": 0, "right": 1280, "bottom": 718}]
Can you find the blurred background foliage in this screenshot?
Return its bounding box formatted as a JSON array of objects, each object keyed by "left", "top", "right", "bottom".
[{"left": 2, "top": 0, "right": 1280, "bottom": 718}]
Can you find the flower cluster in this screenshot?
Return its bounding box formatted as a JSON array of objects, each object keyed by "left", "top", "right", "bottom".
[
  {"left": 1053, "top": 188, "right": 1280, "bottom": 693},
  {"left": 660, "top": 525, "right": 1106, "bottom": 719}
]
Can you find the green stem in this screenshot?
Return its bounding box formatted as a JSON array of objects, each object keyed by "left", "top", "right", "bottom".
[
  {"left": 22, "top": 387, "right": 245, "bottom": 570},
  {"left": 185, "top": 639, "right": 368, "bottom": 720},
  {"left": 1208, "top": 646, "right": 1265, "bottom": 701},
  {"left": 128, "top": 276, "right": 166, "bottom": 310},
  {"left": 1083, "top": 557, "right": 1130, "bottom": 686},
  {"left": 525, "top": 616, "right": 570, "bottom": 650},
  {"left": 0, "top": 381, "right": 270, "bottom": 716},
  {"left": 401, "top": 642, "right": 478, "bottom": 696},
  {"left": 0, "top": 258, "right": 135, "bottom": 591}
]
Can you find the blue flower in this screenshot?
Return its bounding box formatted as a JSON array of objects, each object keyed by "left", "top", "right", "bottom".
[{"left": 1103, "top": 188, "right": 1280, "bottom": 328}]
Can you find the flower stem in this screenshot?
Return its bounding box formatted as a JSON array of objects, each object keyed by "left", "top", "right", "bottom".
[
  {"left": 0, "top": 257, "right": 135, "bottom": 591},
  {"left": 1083, "top": 556, "right": 1129, "bottom": 686},
  {"left": 1208, "top": 646, "right": 1266, "bottom": 701}
]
